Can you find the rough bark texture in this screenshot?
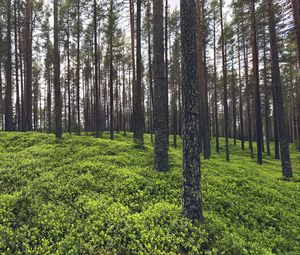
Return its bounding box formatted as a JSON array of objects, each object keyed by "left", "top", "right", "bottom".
[
  {"left": 251, "top": 0, "right": 263, "bottom": 165},
  {"left": 181, "top": 0, "right": 203, "bottom": 223},
  {"left": 266, "top": 0, "right": 293, "bottom": 178},
  {"left": 54, "top": 0, "right": 62, "bottom": 138},
  {"left": 153, "top": 0, "right": 168, "bottom": 171}
]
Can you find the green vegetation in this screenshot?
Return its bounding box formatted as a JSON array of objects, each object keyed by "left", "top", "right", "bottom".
[{"left": 0, "top": 132, "right": 299, "bottom": 255}]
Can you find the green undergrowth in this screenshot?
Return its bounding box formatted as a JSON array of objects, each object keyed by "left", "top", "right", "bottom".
[{"left": 0, "top": 131, "right": 299, "bottom": 255}]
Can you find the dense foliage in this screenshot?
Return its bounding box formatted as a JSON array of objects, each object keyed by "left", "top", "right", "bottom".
[{"left": 0, "top": 132, "right": 299, "bottom": 254}]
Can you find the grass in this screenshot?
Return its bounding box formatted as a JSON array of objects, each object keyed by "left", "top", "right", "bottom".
[{"left": 0, "top": 131, "right": 299, "bottom": 255}]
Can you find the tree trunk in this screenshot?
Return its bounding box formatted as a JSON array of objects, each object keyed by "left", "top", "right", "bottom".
[
  {"left": 220, "top": 0, "right": 230, "bottom": 161},
  {"left": 237, "top": 31, "right": 244, "bottom": 150},
  {"left": 181, "top": 0, "right": 203, "bottom": 223},
  {"left": 5, "top": 0, "right": 14, "bottom": 131},
  {"left": 153, "top": 0, "right": 168, "bottom": 171},
  {"left": 109, "top": 0, "right": 114, "bottom": 140},
  {"left": 94, "top": 0, "right": 101, "bottom": 138},
  {"left": 25, "top": 0, "right": 32, "bottom": 131},
  {"left": 134, "top": 0, "right": 144, "bottom": 145},
  {"left": 266, "top": 0, "right": 293, "bottom": 178},
  {"left": 213, "top": 5, "right": 219, "bottom": 153},
  {"left": 197, "top": 0, "right": 210, "bottom": 159},
  {"left": 243, "top": 44, "right": 254, "bottom": 159},
  {"left": 54, "top": 0, "right": 62, "bottom": 138},
  {"left": 251, "top": 0, "right": 263, "bottom": 165},
  {"left": 14, "top": 0, "right": 20, "bottom": 130}
]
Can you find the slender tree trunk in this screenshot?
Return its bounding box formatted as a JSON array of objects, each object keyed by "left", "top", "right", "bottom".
[
  {"left": 266, "top": 0, "right": 293, "bottom": 177},
  {"left": 76, "top": 0, "right": 81, "bottom": 135},
  {"left": 220, "top": 0, "right": 229, "bottom": 161},
  {"left": 153, "top": 0, "right": 168, "bottom": 171},
  {"left": 231, "top": 47, "right": 237, "bottom": 146},
  {"left": 109, "top": 0, "right": 114, "bottom": 140},
  {"left": 213, "top": 6, "right": 219, "bottom": 153},
  {"left": 25, "top": 0, "right": 32, "bottom": 131},
  {"left": 251, "top": 0, "right": 263, "bottom": 164},
  {"left": 181, "top": 0, "right": 203, "bottom": 223},
  {"left": 5, "top": 0, "right": 14, "bottom": 131},
  {"left": 67, "top": 14, "right": 71, "bottom": 134},
  {"left": 237, "top": 31, "right": 244, "bottom": 150},
  {"left": 134, "top": 0, "right": 144, "bottom": 145},
  {"left": 54, "top": 0, "right": 62, "bottom": 138},
  {"left": 14, "top": 0, "right": 20, "bottom": 130},
  {"left": 94, "top": 0, "right": 101, "bottom": 138},
  {"left": 244, "top": 44, "right": 254, "bottom": 159},
  {"left": 263, "top": 31, "right": 271, "bottom": 156},
  {"left": 129, "top": 0, "right": 136, "bottom": 136},
  {"left": 165, "top": 0, "right": 169, "bottom": 145},
  {"left": 197, "top": 0, "right": 210, "bottom": 159}
]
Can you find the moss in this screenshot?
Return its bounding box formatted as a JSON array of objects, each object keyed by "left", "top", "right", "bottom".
[{"left": 0, "top": 132, "right": 299, "bottom": 254}]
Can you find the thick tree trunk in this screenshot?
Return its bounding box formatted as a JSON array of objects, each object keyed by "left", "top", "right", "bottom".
[
  {"left": 181, "top": 0, "right": 203, "bottom": 223},
  {"left": 266, "top": 0, "right": 293, "bottom": 177}
]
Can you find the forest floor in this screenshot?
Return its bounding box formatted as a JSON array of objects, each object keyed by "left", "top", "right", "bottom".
[{"left": 0, "top": 132, "right": 299, "bottom": 255}]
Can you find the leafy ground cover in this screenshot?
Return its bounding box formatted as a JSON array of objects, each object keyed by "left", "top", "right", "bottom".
[{"left": 0, "top": 131, "right": 299, "bottom": 255}]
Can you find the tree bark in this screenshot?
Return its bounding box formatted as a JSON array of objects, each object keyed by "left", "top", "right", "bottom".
[
  {"left": 220, "top": 0, "right": 230, "bottom": 161},
  {"left": 153, "top": 0, "right": 168, "bottom": 171},
  {"left": 5, "top": 0, "right": 14, "bottom": 131},
  {"left": 181, "top": 0, "right": 203, "bottom": 223},
  {"left": 54, "top": 0, "right": 62, "bottom": 138},
  {"left": 251, "top": 0, "right": 263, "bottom": 165},
  {"left": 266, "top": 0, "right": 293, "bottom": 177}
]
